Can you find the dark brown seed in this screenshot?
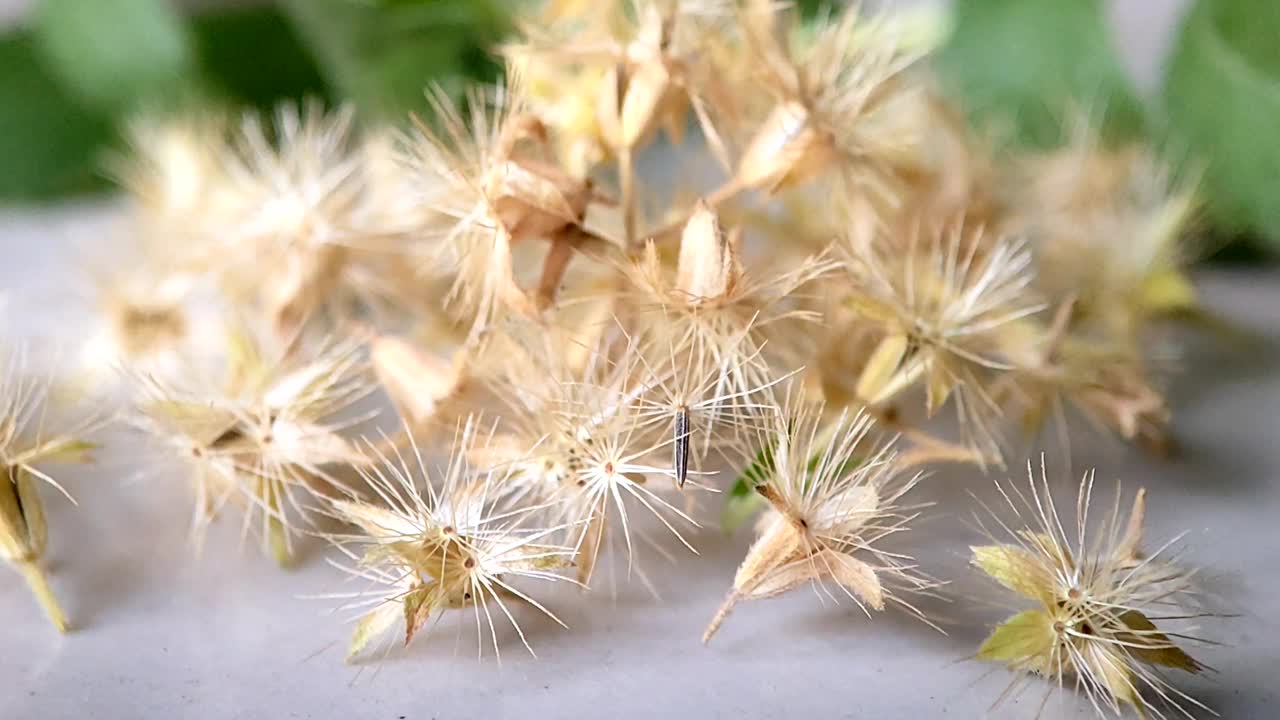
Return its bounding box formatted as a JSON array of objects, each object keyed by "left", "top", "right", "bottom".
[{"left": 674, "top": 407, "right": 691, "bottom": 488}]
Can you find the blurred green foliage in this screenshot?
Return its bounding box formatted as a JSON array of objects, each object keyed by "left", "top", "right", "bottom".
[
  {"left": 34, "top": 0, "right": 199, "bottom": 113},
  {"left": 1, "top": 0, "right": 506, "bottom": 203},
  {"left": 1165, "top": 0, "right": 1280, "bottom": 251},
  {"left": 3, "top": 0, "right": 1279, "bottom": 255},
  {"left": 195, "top": 7, "right": 331, "bottom": 111},
  {"left": 0, "top": 34, "right": 114, "bottom": 199},
  {"left": 936, "top": 0, "right": 1146, "bottom": 148},
  {"left": 938, "top": 0, "right": 1280, "bottom": 252},
  {"left": 279, "top": 0, "right": 506, "bottom": 121}
]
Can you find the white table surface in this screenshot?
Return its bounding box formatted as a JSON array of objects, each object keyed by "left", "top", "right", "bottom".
[{"left": 1, "top": 201, "right": 1277, "bottom": 719}]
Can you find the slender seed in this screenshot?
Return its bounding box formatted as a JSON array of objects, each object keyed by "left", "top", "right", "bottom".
[{"left": 674, "top": 406, "right": 691, "bottom": 488}]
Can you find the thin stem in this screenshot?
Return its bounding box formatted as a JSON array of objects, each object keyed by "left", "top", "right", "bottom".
[
  {"left": 264, "top": 483, "right": 292, "bottom": 568},
  {"left": 16, "top": 561, "right": 68, "bottom": 633},
  {"left": 620, "top": 144, "right": 638, "bottom": 252}
]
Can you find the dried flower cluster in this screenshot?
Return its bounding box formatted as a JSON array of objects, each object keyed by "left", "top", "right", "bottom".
[
  {"left": 972, "top": 461, "right": 1213, "bottom": 719},
  {"left": 2, "top": 2, "right": 1227, "bottom": 717}
]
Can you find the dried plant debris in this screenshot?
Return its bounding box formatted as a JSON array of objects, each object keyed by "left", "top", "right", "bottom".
[
  {"left": 972, "top": 460, "right": 1215, "bottom": 718},
  {"left": 401, "top": 69, "right": 612, "bottom": 342},
  {"left": 837, "top": 213, "right": 1043, "bottom": 463},
  {"left": 326, "top": 418, "right": 575, "bottom": 661},
  {"left": 0, "top": 348, "right": 97, "bottom": 631},
  {"left": 478, "top": 326, "right": 704, "bottom": 589},
  {"left": 704, "top": 389, "right": 936, "bottom": 643},
  {"left": 0, "top": 2, "right": 1232, "bottom": 697},
  {"left": 130, "top": 325, "right": 372, "bottom": 564},
  {"left": 729, "top": 3, "right": 921, "bottom": 204}
]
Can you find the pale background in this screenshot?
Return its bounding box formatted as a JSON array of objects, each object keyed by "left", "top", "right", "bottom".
[{"left": 3, "top": 1, "right": 1277, "bottom": 719}]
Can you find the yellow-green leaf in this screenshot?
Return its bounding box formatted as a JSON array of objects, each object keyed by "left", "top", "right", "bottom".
[
  {"left": 0, "top": 466, "right": 31, "bottom": 561},
  {"left": 1118, "top": 610, "right": 1204, "bottom": 673},
  {"left": 14, "top": 467, "right": 48, "bottom": 558},
  {"left": 1095, "top": 642, "right": 1140, "bottom": 709},
  {"left": 971, "top": 544, "right": 1050, "bottom": 602},
  {"left": 978, "top": 609, "right": 1055, "bottom": 663},
  {"left": 1141, "top": 270, "right": 1198, "bottom": 314},
  {"left": 856, "top": 333, "right": 910, "bottom": 405},
  {"left": 925, "top": 368, "right": 955, "bottom": 416},
  {"left": 402, "top": 582, "right": 440, "bottom": 646},
  {"left": 1020, "top": 530, "right": 1075, "bottom": 571},
  {"left": 25, "top": 437, "right": 96, "bottom": 465},
  {"left": 347, "top": 602, "right": 400, "bottom": 661}
]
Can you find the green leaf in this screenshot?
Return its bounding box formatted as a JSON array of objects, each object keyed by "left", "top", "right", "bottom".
[
  {"left": 970, "top": 544, "right": 1047, "bottom": 603},
  {"left": 0, "top": 33, "right": 114, "bottom": 200},
  {"left": 192, "top": 5, "right": 331, "bottom": 112},
  {"left": 978, "top": 609, "right": 1055, "bottom": 663},
  {"left": 1164, "top": 0, "right": 1280, "bottom": 247},
  {"left": 279, "top": 0, "right": 509, "bottom": 122},
  {"left": 33, "top": 0, "right": 199, "bottom": 113},
  {"left": 721, "top": 476, "right": 768, "bottom": 536},
  {"left": 719, "top": 441, "right": 862, "bottom": 534},
  {"left": 0, "top": 5, "right": 334, "bottom": 202},
  {"left": 720, "top": 445, "right": 776, "bottom": 534},
  {"left": 935, "top": 0, "right": 1146, "bottom": 148}
]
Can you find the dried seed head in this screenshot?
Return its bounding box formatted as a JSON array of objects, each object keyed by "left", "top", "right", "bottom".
[
  {"left": 73, "top": 247, "right": 229, "bottom": 387},
  {"left": 734, "top": 5, "right": 920, "bottom": 198},
  {"left": 370, "top": 335, "right": 467, "bottom": 429},
  {"left": 114, "top": 115, "right": 229, "bottom": 240},
  {"left": 512, "top": 0, "right": 730, "bottom": 154},
  {"left": 1003, "top": 322, "right": 1174, "bottom": 455},
  {"left": 623, "top": 206, "right": 835, "bottom": 410},
  {"left": 222, "top": 103, "right": 375, "bottom": 335},
  {"left": 630, "top": 327, "right": 788, "bottom": 490},
  {"left": 839, "top": 215, "right": 1043, "bottom": 461},
  {"left": 130, "top": 326, "right": 371, "bottom": 563},
  {"left": 325, "top": 418, "right": 574, "bottom": 661},
  {"left": 405, "top": 68, "right": 602, "bottom": 339},
  {"left": 972, "top": 460, "right": 1213, "bottom": 719},
  {"left": 704, "top": 388, "right": 933, "bottom": 643},
  {"left": 481, "top": 327, "right": 698, "bottom": 588},
  {"left": 1015, "top": 125, "right": 1201, "bottom": 346}
]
